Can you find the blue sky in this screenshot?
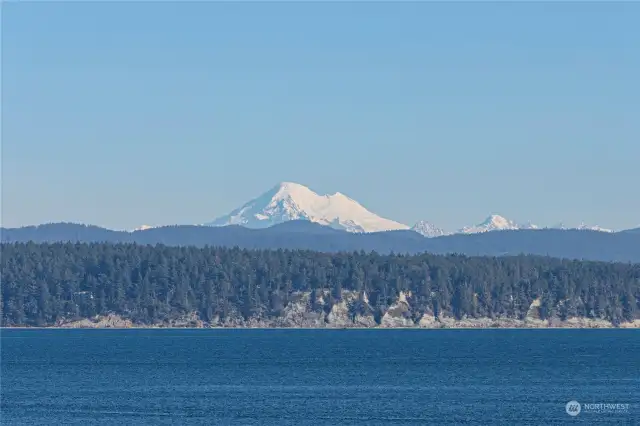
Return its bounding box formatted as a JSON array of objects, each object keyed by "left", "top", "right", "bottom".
[{"left": 2, "top": 2, "right": 639, "bottom": 231}]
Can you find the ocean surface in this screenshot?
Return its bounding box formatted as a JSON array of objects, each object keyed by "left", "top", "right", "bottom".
[{"left": 1, "top": 329, "right": 639, "bottom": 425}]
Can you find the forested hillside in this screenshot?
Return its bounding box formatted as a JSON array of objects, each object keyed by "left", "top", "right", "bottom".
[
  {"left": 2, "top": 243, "right": 639, "bottom": 327},
  {"left": 3, "top": 222, "right": 640, "bottom": 263}
]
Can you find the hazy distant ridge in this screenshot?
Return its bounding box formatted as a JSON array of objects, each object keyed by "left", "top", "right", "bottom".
[{"left": 2, "top": 221, "right": 639, "bottom": 263}]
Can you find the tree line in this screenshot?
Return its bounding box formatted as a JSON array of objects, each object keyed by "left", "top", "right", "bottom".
[{"left": 1, "top": 242, "right": 639, "bottom": 326}]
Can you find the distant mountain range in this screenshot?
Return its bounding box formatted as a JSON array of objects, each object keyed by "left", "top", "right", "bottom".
[
  {"left": 2, "top": 221, "right": 639, "bottom": 263},
  {"left": 2, "top": 182, "right": 636, "bottom": 262},
  {"left": 205, "top": 182, "right": 617, "bottom": 236}
]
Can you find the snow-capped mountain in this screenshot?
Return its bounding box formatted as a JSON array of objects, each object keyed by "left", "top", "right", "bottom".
[
  {"left": 548, "top": 222, "right": 614, "bottom": 233},
  {"left": 205, "top": 182, "right": 410, "bottom": 233},
  {"left": 458, "top": 215, "right": 531, "bottom": 234},
  {"left": 457, "top": 216, "right": 618, "bottom": 235},
  {"left": 575, "top": 223, "right": 614, "bottom": 233},
  {"left": 202, "top": 183, "right": 620, "bottom": 236},
  {"left": 411, "top": 221, "right": 448, "bottom": 238}
]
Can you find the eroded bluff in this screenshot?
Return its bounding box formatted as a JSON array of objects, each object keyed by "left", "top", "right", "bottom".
[{"left": 57, "top": 290, "right": 639, "bottom": 329}]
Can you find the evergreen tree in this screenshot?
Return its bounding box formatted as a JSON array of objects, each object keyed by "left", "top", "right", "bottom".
[{"left": 0, "top": 242, "right": 638, "bottom": 327}]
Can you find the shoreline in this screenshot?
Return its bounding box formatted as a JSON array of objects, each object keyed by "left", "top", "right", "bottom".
[
  {"left": 3, "top": 328, "right": 639, "bottom": 331},
  {"left": 4, "top": 310, "right": 639, "bottom": 330},
  {"left": 3, "top": 324, "right": 639, "bottom": 330}
]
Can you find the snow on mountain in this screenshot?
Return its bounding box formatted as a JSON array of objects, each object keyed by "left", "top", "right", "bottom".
[
  {"left": 459, "top": 217, "right": 614, "bottom": 234},
  {"left": 201, "top": 183, "right": 619, "bottom": 235},
  {"left": 411, "top": 221, "right": 448, "bottom": 238},
  {"left": 547, "top": 222, "right": 614, "bottom": 233},
  {"left": 575, "top": 223, "right": 614, "bottom": 233},
  {"left": 519, "top": 221, "right": 540, "bottom": 230},
  {"left": 130, "top": 225, "right": 155, "bottom": 232},
  {"left": 205, "top": 182, "right": 410, "bottom": 233},
  {"left": 458, "top": 215, "right": 524, "bottom": 234}
]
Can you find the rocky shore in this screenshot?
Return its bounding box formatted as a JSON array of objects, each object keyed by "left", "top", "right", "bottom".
[{"left": 14, "top": 290, "right": 639, "bottom": 329}]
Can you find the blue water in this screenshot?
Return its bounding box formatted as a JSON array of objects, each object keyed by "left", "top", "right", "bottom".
[{"left": 1, "top": 329, "right": 639, "bottom": 425}]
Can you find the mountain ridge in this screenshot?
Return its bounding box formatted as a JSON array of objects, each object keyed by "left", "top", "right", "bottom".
[
  {"left": 204, "top": 181, "right": 620, "bottom": 235},
  {"left": 9, "top": 182, "right": 622, "bottom": 235},
  {"left": 3, "top": 221, "right": 639, "bottom": 263}
]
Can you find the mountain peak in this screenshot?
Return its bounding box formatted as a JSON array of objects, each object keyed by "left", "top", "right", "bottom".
[
  {"left": 278, "top": 181, "right": 304, "bottom": 187},
  {"left": 273, "top": 181, "right": 310, "bottom": 192},
  {"left": 460, "top": 214, "right": 521, "bottom": 234},
  {"left": 206, "top": 183, "right": 409, "bottom": 233},
  {"left": 268, "top": 182, "right": 315, "bottom": 199},
  {"left": 411, "top": 220, "right": 448, "bottom": 238},
  {"left": 480, "top": 214, "right": 512, "bottom": 227}
]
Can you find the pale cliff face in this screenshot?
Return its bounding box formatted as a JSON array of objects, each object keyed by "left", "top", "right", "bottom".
[{"left": 55, "top": 290, "right": 636, "bottom": 329}]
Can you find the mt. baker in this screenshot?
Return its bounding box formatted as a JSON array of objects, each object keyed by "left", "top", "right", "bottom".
[
  {"left": 206, "top": 182, "right": 616, "bottom": 235},
  {"left": 206, "top": 182, "right": 409, "bottom": 233}
]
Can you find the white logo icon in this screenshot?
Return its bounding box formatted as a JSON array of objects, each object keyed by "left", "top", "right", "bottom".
[{"left": 566, "top": 400, "right": 581, "bottom": 416}]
